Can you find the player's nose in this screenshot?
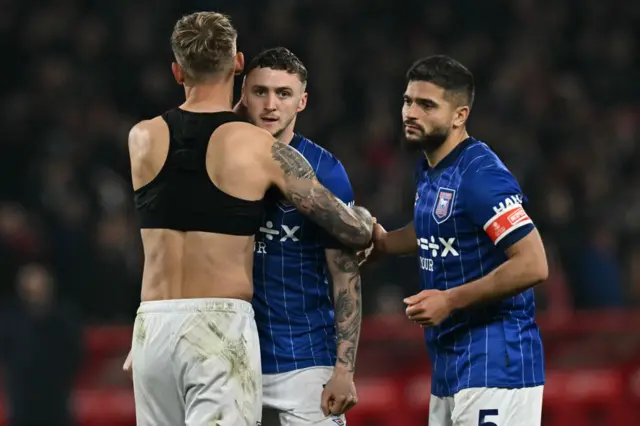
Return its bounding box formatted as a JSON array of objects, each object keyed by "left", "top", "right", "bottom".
[
  {"left": 264, "top": 93, "right": 278, "bottom": 110},
  {"left": 403, "top": 104, "right": 420, "bottom": 119}
]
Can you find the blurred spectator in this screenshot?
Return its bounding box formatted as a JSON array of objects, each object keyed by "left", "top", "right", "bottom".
[
  {"left": 627, "top": 247, "right": 640, "bottom": 307},
  {"left": 570, "top": 226, "right": 626, "bottom": 309},
  {"left": 0, "top": 205, "right": 44, "bottom": 300},
  {"left": 0, "top": 264, "right": 83, "bottom": 426}
]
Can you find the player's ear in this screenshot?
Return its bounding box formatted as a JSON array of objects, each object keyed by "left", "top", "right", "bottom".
[
  {"left": 453, "top": 105, "right": 470, "bottom": 128},
  {"left": 234, "top": 52, "right": 244, "bottom": 76},
  {"left": 171, "top": 62, "right": 185, "bottom": 85},
  {"left": 241, "top": 76, "right": 248, "bottom": 106},
  {"left": 297, "top": 91, "right": 308, "bottom": 113}
]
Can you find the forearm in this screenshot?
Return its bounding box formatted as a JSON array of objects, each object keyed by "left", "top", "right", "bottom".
[
  {"left": 327, "top": 249, "right": 362, "bottom": 374},
  {"left": 290, "top": 189, "right": 372, "bottom": 249},
  {"left": 445, "top": 252, "right": 546, "bottom": 310},
  {"left": 334, "top": 283, "right": 362, "bottom": 374},
  {"left": 380, "top": 222, "right": 418, "bottom": 255},
  {"left": 271, "top": 142, "right": 372, "bottom": 249}
]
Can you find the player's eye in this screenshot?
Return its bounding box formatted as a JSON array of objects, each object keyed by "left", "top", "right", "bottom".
[
  {"left": 418, "top": 100, "right": 436, "bottom": 110},
  {"left": 253, "top": 89, "right": 267, "bottom": 96},
  {"left": 403, "top": 97, "right": 412, "bottom": 106},
  {"left": 277, "top": 91, "right": 292, "bottom": 98}
]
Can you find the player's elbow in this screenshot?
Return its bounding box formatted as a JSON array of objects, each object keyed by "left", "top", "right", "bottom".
[
  {"left": 534, "top": 263, "right": 549, "bottom": 285},
  {"left": 345, "top": 206, "right": 373, "bottom": 249},
  {"left": 528, "top": 253, "right": 549, "bottom": 285},
  {"left": 509, "top": 229, "right": 548, "bottom": 286},
  {"left": 356, "top": 226, "right": 374, "bottom": 249}
]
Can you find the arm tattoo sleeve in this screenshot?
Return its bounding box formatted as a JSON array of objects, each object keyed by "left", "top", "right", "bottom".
[
  {"left": 271, "top": 142, "right": 372, "bottom": 249},
  {"left": 329, "top": 248, "right": 362, "bottom": 373}
]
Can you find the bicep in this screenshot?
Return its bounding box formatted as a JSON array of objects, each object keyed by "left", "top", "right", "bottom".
[
  {"left": 505, "top": 227, "right": 546, "bottom": 262},
  {"left": 463, "top": 166, "right": 534, "bottom": 251},
  {"left": 265, "top": 141, "right": 323, "bottom": 200},
  {"left": 264, "top": 141, "right": 371, "bottom": 248},
  {"left": 128, "top": 119, "right": 163, "bottom": 191},
  {"left": 504, "top": 227, "right": 548, "bottom": 282},
  {"left": 266, "top": 141, "right": 350, "bottom": 225}
]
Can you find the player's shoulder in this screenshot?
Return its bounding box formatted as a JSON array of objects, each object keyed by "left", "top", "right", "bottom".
[
  {"left": 459, "top": 137, "right": 513, "bottom": 179},
  {"left": 128, "top": 116, "right": 166, "bottom": 157},
  {"left": 218, "top": 119, "right": 272, "bottom": 140},
  {"left": 129, "top": 116, "right": 164, "bottom": 137},
  {"left": 458, "top": 138, "right": 524, "bottom": 201},
  {"left": 296, "top": 134, "right": 344, "bottom": 171},
  {"left": 213, "top": 120, "right": 275, "bottom": 155}
]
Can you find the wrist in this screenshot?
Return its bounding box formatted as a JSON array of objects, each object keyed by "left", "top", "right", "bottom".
[
  {"left": 333, "top": 363, "right": 355, "bottom": 376},
  {"left": 376, "top": 233, "right": 389, "bottom": 253},
  {"left": 444, "top": 287, "right": 462, "bottom": 311}
]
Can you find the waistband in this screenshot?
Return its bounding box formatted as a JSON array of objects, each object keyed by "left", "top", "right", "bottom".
[{"left": 137, "top": 298, "right": 254, "bottom": 316}]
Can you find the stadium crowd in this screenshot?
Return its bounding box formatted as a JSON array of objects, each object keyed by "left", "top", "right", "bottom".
[{"left": 0, "top": 0, "right": 638, "bottom": 323}]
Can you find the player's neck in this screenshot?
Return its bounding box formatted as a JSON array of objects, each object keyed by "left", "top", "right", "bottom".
[
  {"left": 277, "top": 127, "right": 296, "bottom": 145},
  {"left": 181, "top": 81, "right": 234, "bottom": 112},
  {"left": 275, "top": 119, "right": 297, "bottom": 145},
  {"left": 424, "top": 129, "right": 470, "bottom": 168}
]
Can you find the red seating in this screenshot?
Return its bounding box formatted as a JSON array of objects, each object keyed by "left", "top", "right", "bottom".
[{"left": 2, "top": 311, "right": 640, "bottom": 426}]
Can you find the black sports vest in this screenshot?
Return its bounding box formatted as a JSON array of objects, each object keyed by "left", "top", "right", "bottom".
[{"left": 133, "top": 109, "right": 264, "bottom": 235}]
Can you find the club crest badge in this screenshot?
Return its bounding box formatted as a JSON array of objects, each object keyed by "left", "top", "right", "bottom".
[{"left": 433, "top": 187, "right": 456, "bottom": 224}]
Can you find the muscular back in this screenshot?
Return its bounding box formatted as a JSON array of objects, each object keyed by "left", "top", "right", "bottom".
[
  {"left": 130, "top": 117, "right": 264, "bottom": 302},
  {"left": 129, "top": 116, "right": 373, "bottom": 303}
]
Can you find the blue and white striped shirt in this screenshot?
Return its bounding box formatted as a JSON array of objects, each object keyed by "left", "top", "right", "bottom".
[
  {"left": 252, "top": 134, "right": 354, "bottom": 374},
  {"left": 414, "top": 137, "right": 545, "bottom": 397}
]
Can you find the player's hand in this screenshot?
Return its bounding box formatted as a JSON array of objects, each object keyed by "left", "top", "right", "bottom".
[
  {"left": 321, "top": 372, "right": 358, "bottom": 416},
  {"left": 122, "top": 349, "right": 133, "bottom": 380},
  {"left": 357, "top": 221, "right": 386, "bottom": 266},
  {"left": 372, "top": 221, "right": 386, "bottom": 242},
  {"left": 404, "top": 290, "right": 453, "bottom": 327}
]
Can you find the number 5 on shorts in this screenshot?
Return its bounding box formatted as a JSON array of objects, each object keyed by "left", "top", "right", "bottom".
[{"left": 479, "top": 409, "right": 498, "bottom": 426}]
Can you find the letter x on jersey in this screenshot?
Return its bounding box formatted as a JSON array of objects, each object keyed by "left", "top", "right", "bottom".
[{"left": 259, "top": 221, "right": 300, "bottom": 242}]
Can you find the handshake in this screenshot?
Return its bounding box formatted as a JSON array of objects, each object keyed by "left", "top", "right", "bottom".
[{"left": 349, "top": 206, "right": 387, "bottom": 267}]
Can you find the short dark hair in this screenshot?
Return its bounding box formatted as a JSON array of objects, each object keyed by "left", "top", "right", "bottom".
[
  {"left": 247, "top": 47, "right": 308, "bottom": 85},
  {"left": 406, "top": 55, "right": 475, "bottom": 108}
]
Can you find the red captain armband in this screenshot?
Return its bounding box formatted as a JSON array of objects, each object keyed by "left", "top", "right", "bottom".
[{"left": 483, "top": 204, "right": 533, "bottom": 245}]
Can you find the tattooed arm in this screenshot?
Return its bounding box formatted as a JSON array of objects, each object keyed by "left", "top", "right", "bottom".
[
  {"left": 326, "top": 247, "right": 362, "bottom": 374},
  {"left": 320, "top": 247, "right": 361, "bottom": 415},
  {"left": 265, "top": 141, "right": 373, "bottom": 249}
]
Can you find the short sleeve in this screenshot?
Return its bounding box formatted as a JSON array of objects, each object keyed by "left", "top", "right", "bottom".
[
  {"left": 462, "top": 164, "right": 534, "bottom": 251},
  {"left": 317, "top": 159, "right": 355, "bottom": 249}
]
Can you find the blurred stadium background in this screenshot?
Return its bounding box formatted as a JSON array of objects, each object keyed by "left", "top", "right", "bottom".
[{"left": 1, "top": 0, "right": 639, "bottom": 425}]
